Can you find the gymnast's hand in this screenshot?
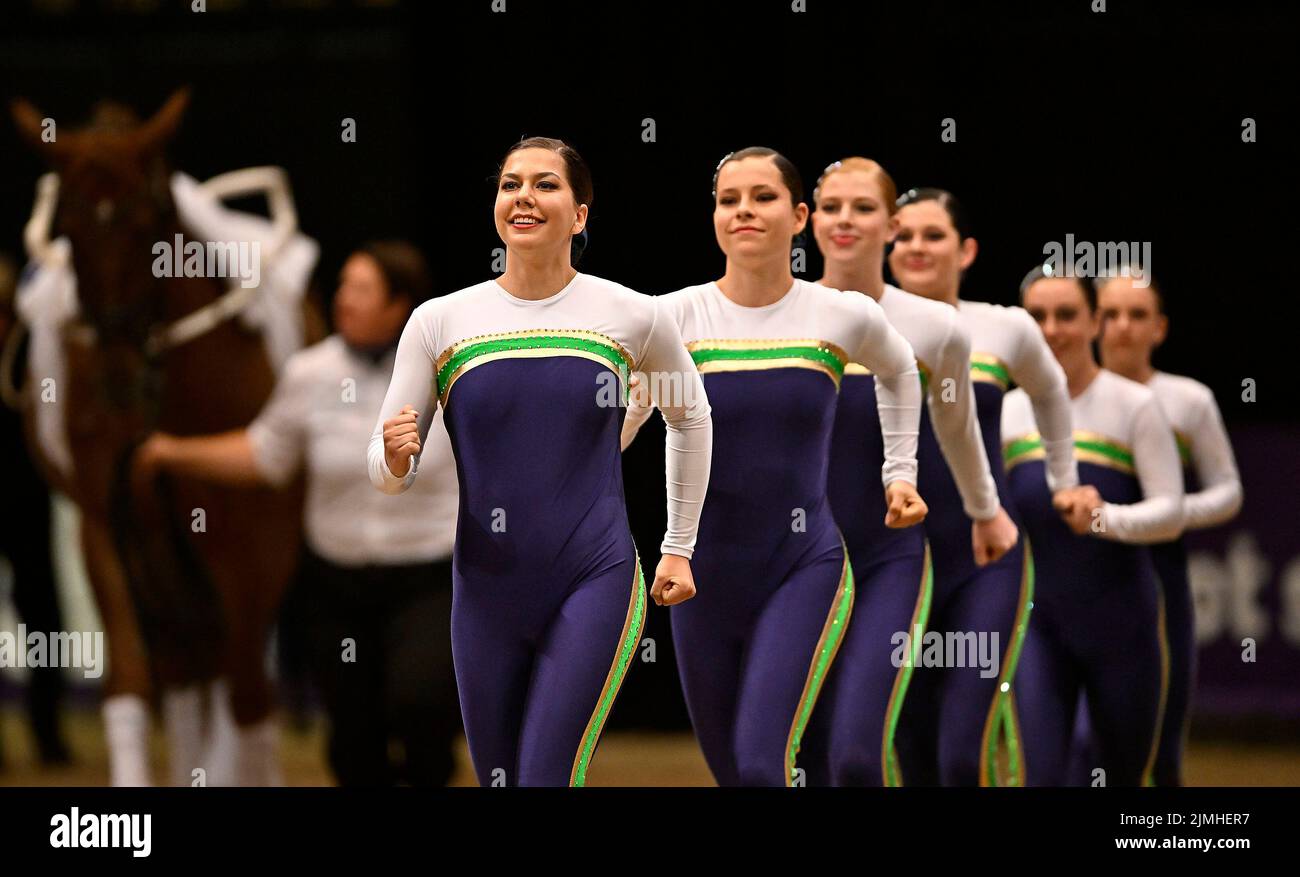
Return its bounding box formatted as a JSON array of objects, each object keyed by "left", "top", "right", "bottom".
[
  {"left": 383, "top": 403, "right": 422, "bottom": 477},
  {"left": 651, "top": 554, "right": 696, "bottom": 606},
  {"left": 883, "top": 481, "right": 928, "bottom": 529},
  {"left": 1053, "top": 485, "right": 1105, "bottom": 535},
  {"left": 971, "top": 506, "right": 1019, "bottom": 566}
]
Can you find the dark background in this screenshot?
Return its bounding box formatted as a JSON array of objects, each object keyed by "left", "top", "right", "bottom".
[{"left": 2, "top": 0, "right": 1295, "bottom": 730}]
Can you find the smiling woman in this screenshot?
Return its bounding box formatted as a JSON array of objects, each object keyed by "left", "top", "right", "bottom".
[
  {"left": 886, "top": 188, "right": 1081, "bottom": 787},
  {"left": 496, "top": 136, "right": 592, "bottom": 270},
  {"left": 1097, "top": 273, "right": 1243, "bottom": 787},
  {"left": 1002, "top": 268, "right": 1185, "bottom": 786},
  {"left": 805, "top": 158, "right": 1014, "bottom": 788},
  {"left": 621, "top": 146, "right": 926, "bottom": 787},
  {"left": 366, "top": 137, "right": 714, "bottom": 787}
]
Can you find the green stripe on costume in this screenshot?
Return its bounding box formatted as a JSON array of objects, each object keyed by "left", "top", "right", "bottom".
[
  {"left": 1074, "top": 438, "right": 1134, "bottom": 469},
  {"left": 883, "top": 544, "right": 935, "bottom": 787},
  {"left": 570, "top": 556, "right": 647, "bottom": 787},
  {"left": 971, "top": 359, "right": 1011, "bottom": 389},
  {"left": 785, "top": 546, "right": 855, "bottom": 786},
  {"left": 1003, "top": 432, "right": 1136, "bottom": 474},
  {"left": 981, "top": 542, "right": 1034, "bottom": 786},
  {"left": 690, "top": 345, "right": 846, "bottom": 378},
  {"left": 436, "top": 333, "right": 632, "bottom": 403}
]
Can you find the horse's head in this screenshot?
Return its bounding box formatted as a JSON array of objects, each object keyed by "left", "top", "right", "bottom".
[{"left": 12, "top": 89, "right": 190, "bottom": 348}]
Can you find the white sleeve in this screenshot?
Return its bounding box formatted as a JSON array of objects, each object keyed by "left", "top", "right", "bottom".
[
  {"left": 619, "top": 373, "right": 656, "bottom": 451},
  {"left": 1183, "top": 391, "right": 1243, "bottom": 530},
  {"left": 1009, "top": 310, "right": 1078, "bottom": 491},
  {"left": 853, "top": 300, "right": 921, "bottom": 488},
  {"left": 1098, "top": 398, "right": 1185, "bottom": 544},
  {"left": 927, "top": 317, "right": 1000, "bottom": 520},
  {"left": 637, "top": 298, "right": 712, "bottom": 559},
  {"left": 367, "top": 309, "right": 439, "bottom": 495},
  {"left": 246, "top": 353, "right": 309, "bottom": 488}
]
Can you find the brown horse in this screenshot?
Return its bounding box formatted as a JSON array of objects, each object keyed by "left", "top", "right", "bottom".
[{"left": 9, "top": 90, "right": 321, "bottom": 784}]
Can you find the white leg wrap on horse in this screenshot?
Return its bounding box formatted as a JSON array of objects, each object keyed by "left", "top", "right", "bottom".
[
  {"left": 102, "top": 693, "right": 152, "bottom": 787},
  {"left": 162, "top": 685, "right": 204, "bottom": 787},
  {"left": 236, "top": 718, "right": 282, "bottom": 787},
  {"left": 201, "top": 678, "right": 239, "bottom": 786}
]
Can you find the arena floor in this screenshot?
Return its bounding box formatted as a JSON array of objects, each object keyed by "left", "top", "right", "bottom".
[{"left": 1, "top": 709, "right": 1297, "bottom": 787}]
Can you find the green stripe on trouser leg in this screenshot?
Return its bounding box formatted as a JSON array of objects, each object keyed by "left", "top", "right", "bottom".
[
  {"left": 785, "top": 549, "right": 855, "bottom": 786},
  {"left": 570, "top": 555, "right": 647, "bottom": 787},
  {"left": 982, "top": 543, "right": 1034, "bottom": 786},
  {"left": 883, "top": 545, "right": 935, "bottom": 787},
  {"left": 1000, "top": 694, "right": 1022, "bottom": 787}
]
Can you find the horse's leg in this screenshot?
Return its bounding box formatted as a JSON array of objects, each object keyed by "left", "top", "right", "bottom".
[
  {"left": 222, "top": 601, "right": 282, "bottom": 787},
  {"left": 120, "top": 440, "right": 224, "bottom": 787},
  {"left": 80, "top": 511, "right": 154, "bottom": 786},
  {"left": 130, "top": 473, "right": 228, "bottom": 787},
  {"left": 181, "top": 481, "right": 300, "bottom": 785},
  {"left": 152, "top": 631, "right": 210, "bottom": 787},
  {"left": 149, "top": 628, "right": 211, "bottom": 788},
  {"left": 206, "top": 557, "right": 277, "bottom": 788},
  {"left": 220, "top": 486, "right": 303, "bottom": 787}
]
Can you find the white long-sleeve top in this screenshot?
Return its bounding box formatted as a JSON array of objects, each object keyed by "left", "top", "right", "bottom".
[
  {"left": 1002, "top": 368, "right": 1185, "bottom": 544},
  {"left": 622, "top": 279, "right": 921, "bottom": 487},
  {"left": 955, "top": 298, "right": 1079, "bottom": 492},
  {"left": 878, "top": 285, "right": 999, "bottom": 520},
  {"left": 1147, "top": 371, "right": 1243, "bottom": 530},
  {"left": 366, "top": 272, "right": 712, "bottom": 559}
]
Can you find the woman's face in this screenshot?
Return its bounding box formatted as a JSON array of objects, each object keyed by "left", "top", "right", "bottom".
[
  {"left": 887, "top": 201, "right": 975, "bottom": 300},
  {"left": 1023, "top": 277, "right": 1100, "bottom": 365},
  {"left": 333, "top": 253, "right": 409, "bottom": 349},
  {"left": 811, "top": 169, "right": 894, "bottom": 269},
  {"left": 494, "top": 147, "right": 586, "bottom": 260},
  {"left": 1098, "top": 277, "right": 1167, "bottom": 370},
  {"left": 712, "top": 156, "right": 808, "bottom": 263}
]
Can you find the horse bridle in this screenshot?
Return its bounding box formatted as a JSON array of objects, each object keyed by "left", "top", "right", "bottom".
[
  {"left": 21, "top": 166, "right": 299, "bottom": 358},
  {"left": 1, "top": 166, "right": 300, "bottom": 417}
]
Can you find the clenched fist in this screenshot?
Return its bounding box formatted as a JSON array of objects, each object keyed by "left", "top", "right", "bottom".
[
  {"left": 1052, "top": 485, "right": 1105, "bottom": 536},
  {"left": 884, "top": 481, "right": 928, "bottom": 529},
  {"left": 383, "top": 403, "right": 422, "bottom": 477},
  {"left": 651, "top": 553, "right": 697, "bottom": 607},
  {"left": 971, "top": 506, "right": 1019, "bottom": 567}
]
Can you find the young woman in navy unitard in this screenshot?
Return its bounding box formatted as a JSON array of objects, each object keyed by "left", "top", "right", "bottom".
[
  {"left": 368, "top": 138, "right": 713, "bottom": 787},
  {"left": 887, "top": 190, "right": 1083, "bottom": 786},
  {"left": 623, "top": 147, "right": 926, "bottom": 786},
  {"left": 803, "top": 159, "right": 1018, "bottom": 786},
  {"left": 1004, "top": 267, "right": 1184, "bottom": 786},
  {"left": 1092, "top": 273, "right": 1240, "bottom": 785}
]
